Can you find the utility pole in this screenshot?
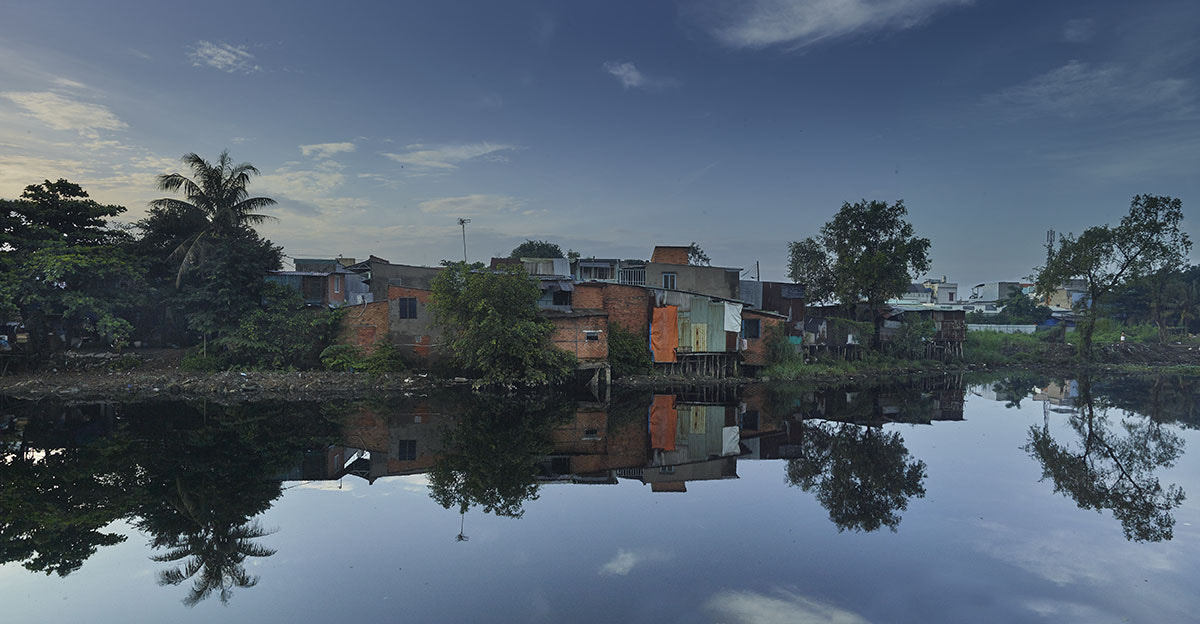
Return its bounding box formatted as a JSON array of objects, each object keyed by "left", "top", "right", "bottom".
[
  {"left": 458, "top": 218, "right": 471, "bottom": 262},
  {"left": 756, "top": 261, "right": 760, "bottom": 281}
]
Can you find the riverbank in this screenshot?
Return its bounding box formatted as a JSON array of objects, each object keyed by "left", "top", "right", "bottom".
[{"left": 5, "top": 340, "right": 1200, "bottom": 403}]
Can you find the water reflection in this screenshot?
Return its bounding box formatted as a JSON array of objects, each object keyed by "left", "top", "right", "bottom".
[
  {"left": 1022, "top": 376, "right": 1187, "bottom": 542},
  {"left": 0, "top": 399, "right": 338, "bottom": 604},
  {"left": 1, "top": 373, "right": 1195, "bottom": 608}
]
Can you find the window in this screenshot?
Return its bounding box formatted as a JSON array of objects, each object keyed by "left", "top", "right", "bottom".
[
  {"left": 740, "top": 410, "right": 759, "bottom": 430},
  {"left": 552, "top": 290, "right": 571, "bottom": 306},
  {"left": 396, "top": 297, "right": 418, "bottom": 319},
  {"left": 334, "top": 275, "right": 341, "bottom": 293},
  {"left": 584, "top": 330, "right": 601, "bottom": 342},
  {"left": 662, "top": 272, "right": 677, "bottom": 289},
  {"left": 742, "top": 319, "right": 761, "bottom": 339},
  {"left": 397, "top": 439, "right": 417, "bottom": 461}
]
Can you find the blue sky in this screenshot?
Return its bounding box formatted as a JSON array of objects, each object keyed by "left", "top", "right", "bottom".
[{"left": 2, "top": 0, "right": 1197, "bottom": 283}]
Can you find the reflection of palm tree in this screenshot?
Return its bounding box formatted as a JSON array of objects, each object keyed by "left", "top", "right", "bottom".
[
  {"left": 147, "top": 478, "right": 277, "bottom": 606},
  {"left": 456, "top": 512, "right": 469, "bottom": 542},
  {"left": 151, "top": 519, "right": 276, "bottom": 607}
]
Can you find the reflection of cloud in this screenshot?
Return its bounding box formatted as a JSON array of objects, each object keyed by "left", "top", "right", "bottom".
[
  {"left": 688, "top": 0, "right": 972, "bottom": 50},
  {"left": 706, "top": 589, "right": 871, "bottom": 624},
  {"left": 188, "top": 40, "right": 262, "bottom": 73},
  {"left": 598, "top": 548, "right": 670, "bottom": 576},
  {"left": 381, "top": 142, "right": 517, "bottom": 170},
  {"left": 1, "top": 91, "right": 126, "bottom": 137}
]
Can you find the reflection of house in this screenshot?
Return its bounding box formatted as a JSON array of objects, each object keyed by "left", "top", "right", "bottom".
[{"left": 335, "top": 405, "right": 449, "bottom": 482}]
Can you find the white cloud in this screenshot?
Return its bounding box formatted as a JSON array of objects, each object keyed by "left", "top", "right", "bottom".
[
  {"left": 1, "top": 91, "right": 126, "bottom": 138},
  {"left": 382, "top": 142, "right": 517, "bottom": 170},
  {"left": 690, "top": 0, "right": 972, "bottom": 50},
  {"left": 188, "top": 40, "right": 262, "bottom": 73},
  {"left": 602, "top": 61, "right": 680, "bottom": 90},
  {"left": 985, "top": 60, "right": 1195, "bottom": 120},
  {"left": 705, "top": 589, "right": 871, "bottom": 624},
  {"left": 1062, "top": 17, "right": 1097, "bottom": 43},
  {"left": 300, "top": 142, "right": 356, "bottom": 158},
  {"left": 417, "top": 194, "right": 524, "bottom": 216},
  {"left": 52, "top": 77, "right": 87, "bottom": 90},
  {"left": 598, "top": 548, "right": 670, "bottom": 576}
]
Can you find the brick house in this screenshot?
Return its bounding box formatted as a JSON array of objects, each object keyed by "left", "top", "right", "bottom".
[
  {"left": 545, "top": 310, "right": 608, "bottom": 361},
  {"left": 739, "top": 308, "right": 787, "bottom": 369}
]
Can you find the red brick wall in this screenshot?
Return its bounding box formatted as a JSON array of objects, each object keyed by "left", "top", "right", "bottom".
[
  {"left": 550, "top": 315, "right": 609, "bottom": 360},
  {"left": 387, "top": 285, "right": 433, "bottom": 303},
  {"left": 651, "top": 246, "right": 690, "bottom": 265},
  {"left": 574, "top": 283, "right": 653, "bottom": 337},
  {"left": 741, "top": 312, "right": 784, "bottom": 367},
  {"left": 337, "top": 300, "right": 390, "bottom": 352},
  {"left": 327, "top": 274, "right": 346, "bottom": 305}
]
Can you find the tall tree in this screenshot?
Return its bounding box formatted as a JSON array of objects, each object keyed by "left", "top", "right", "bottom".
[
  {"left": 1036, "top": 195, "right": 1189, "bottom": 357},
  {"left": 430, "top": 262, "right": 575, "bottom": 387},
  {"left": 150, "top": 150, "right": 276, "bottom": 287},
  {"left": 787, "top": 199, "right": 931, "bottom": 341},
  {"left": 509, "top": 239, "right": 564, "bottom": 259},
  {"left": 687, "top": 242, "right": 710, "bottom": 266}
]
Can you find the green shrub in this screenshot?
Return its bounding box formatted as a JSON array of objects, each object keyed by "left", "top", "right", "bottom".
[
  {"left": 180, "top": 348, "right": 224, "bottom": 372},
  {"left": 607, "top": 322, "right": 651, "bottom": 378},
  {"left": 362, "top": 341, "right": 407, "bottom": 373},
  {"left": 320, "top": 344, "right": 365, "bottom": 371}
]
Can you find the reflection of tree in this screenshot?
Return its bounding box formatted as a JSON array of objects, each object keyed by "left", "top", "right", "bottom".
[
  {"left": 0, "top": 437, "right": 141, "bottom": 576},
  {"left": 1024, "top": 377, "right": 1186, "bottom": 542},
  {"left": 428, "top": 396, "right": 567, "bottom": 520},
  {"left": 129, "top": 402, "right": 336, "bottom": 605},
  {"left": 786, "top": 421, "right": 926, "bottom": 532}
]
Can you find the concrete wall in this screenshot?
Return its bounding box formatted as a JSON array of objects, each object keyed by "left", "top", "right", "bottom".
[
  {"left": 645, "top": 263, "right": 740, "bottom": 300},
  {"left": 367, "top": 262, "right": 444, "bottom": 301},
  {"left": 387, "top": 285, "right": 444, "bottom": 365}
]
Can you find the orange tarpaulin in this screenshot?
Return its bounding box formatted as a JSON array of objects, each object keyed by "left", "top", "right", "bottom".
[
  {"left": 650, "top": 305, "right": 679, "bottom": 363},
  {"left": 649, "top": 394, "right": 677, "bottom": 451}
]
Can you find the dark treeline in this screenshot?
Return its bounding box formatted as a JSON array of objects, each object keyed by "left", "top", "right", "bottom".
[{"left": 0, "top": 153, "right": 340, "bottom": 370}]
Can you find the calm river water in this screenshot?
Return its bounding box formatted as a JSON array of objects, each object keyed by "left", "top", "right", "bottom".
[{"left": 2, "top": 373, "right": 1199, "bottom": 623}]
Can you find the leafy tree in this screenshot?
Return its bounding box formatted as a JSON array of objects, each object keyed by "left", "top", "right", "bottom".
[
  {"left": 213, "top": 282, "right": 341, "bottom": 369},
  {"left": 786, "top": 421, "right": 927, "bottom": 532},
  {"left": 173, "top": 228, "right": 283, "bottom": 345},
  {"left": 885, "top": 314, "right": 935, "bottom": 359},
  {"left": 509, "top": 239, "right": 564, "bottom": 259},
  {"left": 1036, "top": 195, "right": 1189, "bottom": 357},
  {"left": 687, "top": 242, "right": 710, "bottom": 266},
  {"left": 606, "top": 322, "right": 651, "bottom": 377},
  {"left": 1024, "top": 377, "right": 1186, "bottom": 542},
  {"left": 430, "top": 262, "right": 575, "bottom": 387},
  {"left": 150, "top": 151, "right": 277, "bottom": 287},
  {"left": 0, "top": 180, "right": 141, "bottom": 355},
  {"left": 788, "top": 200, "right": 931, "bottom": 343}
]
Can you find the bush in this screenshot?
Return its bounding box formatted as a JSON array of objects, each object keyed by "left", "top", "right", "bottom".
[
  {"left": 215, "top": 282, "right": 342, "bottom": 369},
  {"left": 885, "top": 315, "right": 935, "bottom": 360},
  {"left": 362, "top": 341, "right": 406, "bottom": 373},
  {"left": 320, "top": 344, "right": 365, "bottom": 371},
  {"left": 607, "top": 322, "right": 651, "bottom": 378}
]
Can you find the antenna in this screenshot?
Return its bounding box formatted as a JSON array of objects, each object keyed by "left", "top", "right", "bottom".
[{"left": 458, "top": 218, "right": 471, "bottom": 262}]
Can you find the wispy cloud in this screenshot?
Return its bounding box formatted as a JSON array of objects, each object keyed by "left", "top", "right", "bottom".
[
  {"left": 984, "top": 60, "right": 1195, "bottom": 121},
  {"left": 598, "top": 548, "right": 671, "bottom": 576},
  {"left": 382, "top": 142, "right": 517, "bottom": 170},
  {"left": 1, "top": 91, "right": 126, "bottom": 138},
  {"left": 52, "top": 77, "right": 87, "bottom": 90},
  {"left": 300, "top": 142, "right": 356, "bottom": 158},
  {"left": 1062, "top": 17, "right": 1097, "bottom": 43},
  {"left": 705, "top": 589, "right": 871, "bottom": 624},
  {"left": 188, "top": 40, "right": 261, "bottom": 73},
  {"left": 688, "top": 0, "right": 972, "bottom": 50},
  {"left": 417, "top": 194, "right": 525, "bottom": 216},
  {"left": 602, "top": 61, "right": 680, "bottom": 90}
]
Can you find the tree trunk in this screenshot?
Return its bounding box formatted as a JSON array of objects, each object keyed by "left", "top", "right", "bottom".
[{"left": 1079, "top": 310, "right": 1096, "bottom": 360}]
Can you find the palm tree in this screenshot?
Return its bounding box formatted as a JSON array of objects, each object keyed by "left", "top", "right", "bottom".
[{"left": 150, "top": 150, "right": 276, "bottom": 288}]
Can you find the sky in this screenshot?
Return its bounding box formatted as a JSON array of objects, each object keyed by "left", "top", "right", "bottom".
[{"left": 1, "top": 0, "right": 1198, "bottom": 284}]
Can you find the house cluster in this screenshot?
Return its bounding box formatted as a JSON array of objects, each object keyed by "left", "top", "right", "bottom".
[
  {"left": 887, "top": 276, "right": 1087, "bottom": 332},
  {"left": 269, "top": 245, "right": 810, "bottom": 376}
]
